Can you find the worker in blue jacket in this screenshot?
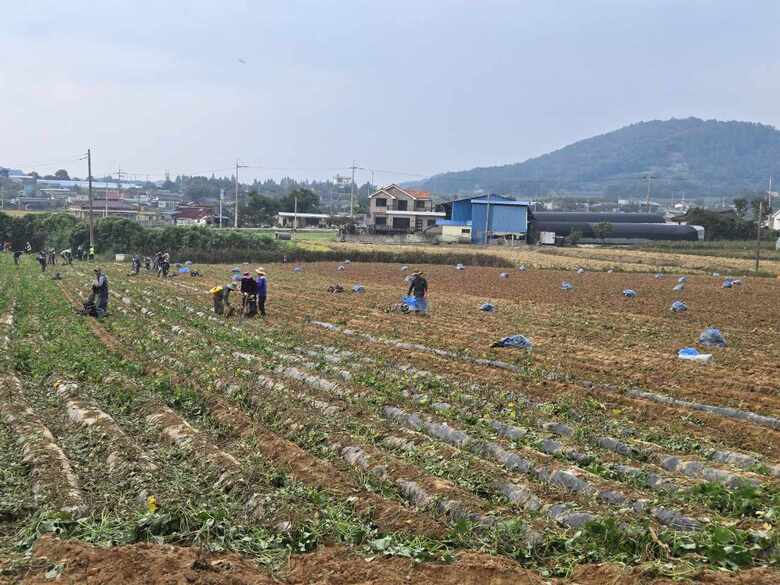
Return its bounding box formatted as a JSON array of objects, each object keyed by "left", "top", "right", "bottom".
[{"left": 255, "top": 268, "right": 268, "bottom": 317}]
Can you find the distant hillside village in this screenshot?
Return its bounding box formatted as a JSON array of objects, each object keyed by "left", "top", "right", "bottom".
[{"left": 1, "top": 167, "right": 777, "bottom": 245}]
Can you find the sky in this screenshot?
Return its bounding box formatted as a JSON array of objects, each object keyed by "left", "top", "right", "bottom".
[{"left": 2, "top": 0, "right": 779, "bottom": 185}]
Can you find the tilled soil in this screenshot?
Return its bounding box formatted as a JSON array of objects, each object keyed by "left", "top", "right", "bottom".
[{"left": 11, "top": 536, "right": 778, "bottom": 585}]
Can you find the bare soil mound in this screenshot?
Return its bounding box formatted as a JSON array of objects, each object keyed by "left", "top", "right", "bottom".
[
  {"left": 10, "top": 538, "right": 777, "bottom": 585},
  {"left": 16, "top": 537, "right": 544, "bottom": 585}
]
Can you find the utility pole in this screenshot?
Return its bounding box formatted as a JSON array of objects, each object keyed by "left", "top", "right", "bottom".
[
  {"left": 350, "top": 160, "right": 357, "bottom": 220},
  {"left": 219, "top": 188, "right": 224, "bottom": 228},
  {"left": 645, "top": 174, "right": 653, "bottom": 213},
  {"left": 483, "top": 193, "right": 491, "bottom": 245},
  {"left": 754, "top": 199, "right": 763, "bottom": 272},
  {"left": 292, "top": 196, "right": 298, "bottom": 240},
  {"left": 234, "top": 159, "right": 247, "bottom": 228},
  {"left": 81, "top": 149, "right": 95, "bottom": 249}
]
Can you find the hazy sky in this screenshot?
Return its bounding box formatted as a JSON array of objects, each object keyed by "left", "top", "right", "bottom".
[{"left": 2, "top": 1, "right": 779, "bottom": 184}]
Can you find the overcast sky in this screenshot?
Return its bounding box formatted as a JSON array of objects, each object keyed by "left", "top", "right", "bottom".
[{"left": 2, "top": 0, "right": 779, "bottom": 184}]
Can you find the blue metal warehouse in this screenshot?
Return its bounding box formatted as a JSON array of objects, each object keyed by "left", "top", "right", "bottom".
[{"left": 439, "top": 195, "right": 529, "bottom": 244}]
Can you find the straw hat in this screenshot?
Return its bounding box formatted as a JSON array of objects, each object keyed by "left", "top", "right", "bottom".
[{"left": 255, "top": 268, "right": 266, "bottom": 275}]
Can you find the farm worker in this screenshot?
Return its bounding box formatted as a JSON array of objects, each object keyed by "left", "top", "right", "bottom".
[
  {"left": 211, "top": 283, "right": 236, "bottom": 315},
  {"left": 255, "top": 268, "right": 268, "bottom": 317},
  {"left": 131, "top": 255, "right": 141, "bottom": 275},
  {"left": 13, "top": 250, "right": 23, "bottom": 265},
  {"left": 240, "top": 272, "right": 258, "bottom": 317},
  {"left": 36, "top": 251, "right": 47, "bottom": 272},
  {"left": 25, "top": 241, "right": 32, "bottom": 253},
  {"left": 92, "top": 268, "right": 109, "bottom": 317},
  {"left": 160, "top": 252, "right": 171, "bottom": 277},
  {"left": 88, "top": 246, "right": 95, "bottom": 261},
  {"left": 60, "top": 249, "right": 72, "bottom": 265},
  {"left": 407, "top": 271, "right": 428, "bottom": 315}
]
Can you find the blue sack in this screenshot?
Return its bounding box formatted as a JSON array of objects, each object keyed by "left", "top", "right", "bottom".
[
  {"left": 491, "top": 335, "right": 533, "bottom": 349},
  {"left": 402, "top": 295, "right": 418, "bottom": 311},
  {"left": 561, "top": 281, "right": 574, "bottom": 290},
  {"left": 699, "top": 328, "right": 727, "bottom": 347},
  {"left": 352, "top": 284, "right": 365, "bottom": 293},
  {"left": 480, "top": 302, "right": 495, "bottom": 312},
  {"left": 623, "top": 289, "right": 637, "bottom": 298},
  {"left": 671, "top": 300, "right": 687, "bottom": 313}
]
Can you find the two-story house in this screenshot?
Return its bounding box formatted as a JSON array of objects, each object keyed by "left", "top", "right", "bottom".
[{"left": 367, "top": 184, "right": 445, "bottom": 232}]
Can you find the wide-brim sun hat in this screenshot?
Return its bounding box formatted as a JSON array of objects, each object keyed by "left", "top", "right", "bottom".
[{"left": 255, "top": 268, "right": 266, "bottom": 275}]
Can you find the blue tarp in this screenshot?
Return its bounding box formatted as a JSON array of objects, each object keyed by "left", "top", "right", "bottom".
[{"left": 491, "top": 335, "right": 533, "bottom": 349}]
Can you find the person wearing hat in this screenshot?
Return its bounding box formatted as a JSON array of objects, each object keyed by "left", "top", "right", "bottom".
[
  {"left": 92, "top": 267, "right": 109, "bottom": 317},
  {"left": 211, "top": 282, "right": 236, "bottom": 316},
  {"left": 407, "top": 271, "right": 428, "bottom": 315},
  {"left": 240, "top": 272, "right": 258, "bottom": 317},
  {"left": 255, "top": 268, "right": 268, "bottom": 317}
]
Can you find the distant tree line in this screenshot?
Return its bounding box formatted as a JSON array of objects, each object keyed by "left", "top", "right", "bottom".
[
  {"left": 0, "top": 212, "right": 282, "bottom": 262},
  {"left": 680, "top": 196, "right": 775, "bottom": 240}
]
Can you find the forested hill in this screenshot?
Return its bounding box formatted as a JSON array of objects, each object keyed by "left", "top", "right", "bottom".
[{"left": 416, "top": 118, "right": 780, "bottom": 198}]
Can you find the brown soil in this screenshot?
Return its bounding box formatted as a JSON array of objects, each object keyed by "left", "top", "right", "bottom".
[
  {"left": 17, "top": 536, "right": 546, "bottom": 585},
  {"left": 564, "top": 563, "right": 779, "bottom": 585},
  {"left": 13, "top": 537, "right": 778, "bottom": 585}
]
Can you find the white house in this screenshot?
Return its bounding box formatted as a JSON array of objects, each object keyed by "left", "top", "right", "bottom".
[
  {"left": 367, "top": 184, "right": 444, "bottom": 233},
  {"left": 770, "top": 209, "right": 780, "bottom": 231},
  {"left": 276, "top": 212, "right": 332, "bottom": 229}
]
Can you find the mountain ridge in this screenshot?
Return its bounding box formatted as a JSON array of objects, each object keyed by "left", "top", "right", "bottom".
[{"left": 414, "top": 117, "right": 780, "bottom": 199}]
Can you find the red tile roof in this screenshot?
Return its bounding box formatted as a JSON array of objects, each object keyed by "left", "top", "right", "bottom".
[{"left": 175, "top": 206, "right": 214, "bottom": 220}]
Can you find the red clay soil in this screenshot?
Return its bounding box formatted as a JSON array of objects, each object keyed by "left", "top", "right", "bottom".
[{"left": 10, "top": 537, "right": 778, "bottom": 585}]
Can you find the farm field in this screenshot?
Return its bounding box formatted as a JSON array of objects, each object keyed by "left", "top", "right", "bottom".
[
  {"left": 1, "top": 253, "right": 779, "bottom": 584},
  {"left": 325, "top": 241, "right": 780, "bottom": 276}
]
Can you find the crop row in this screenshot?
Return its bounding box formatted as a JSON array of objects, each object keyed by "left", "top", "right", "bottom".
[
  {"left": 127, "top": 274, "right": 780, "bottom": 501},
  {"left": 74, "top": 272, "right": 780, "bottom": 568}
]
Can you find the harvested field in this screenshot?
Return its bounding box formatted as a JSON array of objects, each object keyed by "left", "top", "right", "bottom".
[{"left": 1, "top": 251, "right": 778, "bottom": 584}]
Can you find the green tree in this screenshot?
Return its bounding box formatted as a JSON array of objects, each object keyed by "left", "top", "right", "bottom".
[
  {"left": 54, "top": 169, "right": 70, "bottom": 180},
  {"left": 243, "top": 192, "right": 280, "bottom": 227},
  {"left": 750, "top": 198, "right": 770, "bottom": 223},
  {"left": 733, "top": 198, "right": 748, "bottom": 218},
  {"left": 280, "top": 188, "right": 319, "bottom": 213},
  {"left": 566, "top": 228, "right": 583, "bottom": 245},
  {"left": 592, "top": 221, "right": 614, "bottom": 242}
]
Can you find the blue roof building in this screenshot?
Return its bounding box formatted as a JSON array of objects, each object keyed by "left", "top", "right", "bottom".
[{"left": 438, "top": 195, "right": 529, "bottom": 243}]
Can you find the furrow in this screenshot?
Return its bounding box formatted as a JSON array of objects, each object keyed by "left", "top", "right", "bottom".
[
  {"left": 0, "top": 375, "right": 85, "bottom": 516},
  {"left": 51, "top": 379, "right": 156, "bottom": 474}
]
